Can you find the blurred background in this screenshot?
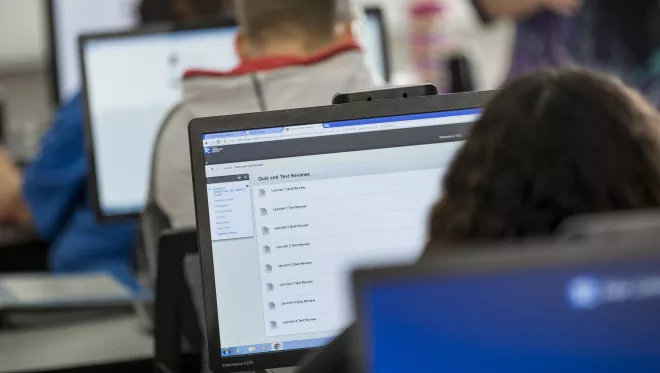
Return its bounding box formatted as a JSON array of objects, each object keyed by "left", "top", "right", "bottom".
[
  {"left": 3, "top": 2, "right": 660, "bottom": 373},
  {"left": 0, "top": 0, "right": 513, "bottom": 163}
]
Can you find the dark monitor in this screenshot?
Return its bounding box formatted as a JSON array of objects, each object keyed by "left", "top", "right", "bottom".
[
  {"left": 188, "top": 91, "right": 493, "bottom": 372},
  {"left": 354, "top": 237, "right": 660, "bottom": 373}
]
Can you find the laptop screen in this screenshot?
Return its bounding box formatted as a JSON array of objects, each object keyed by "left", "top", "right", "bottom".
[
  {"left": 82, "top": 14, "right": 389, "bottom": 218},
  {"left": 200, "top": 108, "right": 480, "bottom": 358},
  {"left": 359, "top": 257, "right": 660, "bottom": 372}
]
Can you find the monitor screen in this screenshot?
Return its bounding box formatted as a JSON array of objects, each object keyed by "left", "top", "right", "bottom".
[
  {"left": 82, "top": 14, "right": 389, "bottom": 218},
  {"left": 51, "top": 0, "right": 141, "bottom": 103},
  {"left": 359, "top": 257, "right": 660, "bottom": 372},
  {"left": 362, "top": 10, "right": 387, "bottom": 83},
  {"left": 199, "top": 108, "right": 480, "bottom": 358},
  {"left": 54, "top": 0, "right": 388, "bottom": 104},
  {"left": 83, "top": 27, "right": 238, "bottom": 217}
]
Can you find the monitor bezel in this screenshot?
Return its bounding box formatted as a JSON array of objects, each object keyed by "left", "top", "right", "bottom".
[
  {"left": 352, "top": 233, "right": 660, "bottom": 373},
  {"left": 188, "top": 91, "right": 495, "bottom": 373},
  {"left": 46, "top": 0, "right": 61, "bottom": 104},
  {"left": 78, "top": 18, "right": 238, "bottom": 222},
  {"left": 363, "top": 6, "right": 391, "bottom": 83}
]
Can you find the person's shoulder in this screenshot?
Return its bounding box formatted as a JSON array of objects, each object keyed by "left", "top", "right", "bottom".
[{"left": 52, "top": 94, "right": 85, "bottom": 130}]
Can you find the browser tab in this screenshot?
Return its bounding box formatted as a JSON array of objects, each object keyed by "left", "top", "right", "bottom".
[{"left": 283, "top": 123, "right": 324, "bottom": 132}]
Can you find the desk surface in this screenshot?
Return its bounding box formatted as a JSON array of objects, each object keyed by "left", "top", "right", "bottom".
[{"left": 0, "top": 312, "right": 153, "bottom": 373}]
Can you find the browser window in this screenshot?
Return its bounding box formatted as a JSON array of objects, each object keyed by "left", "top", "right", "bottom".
[{"left": 201, "top": 109, "right": 480, "bottom": 357}]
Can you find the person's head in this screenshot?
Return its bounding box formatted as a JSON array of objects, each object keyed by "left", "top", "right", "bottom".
[
  {"left": 234, "top": 0, "right": 338, "bottom": 60},
  {"left": 427, "top": 68, "right": 660, "bottom": 248}
]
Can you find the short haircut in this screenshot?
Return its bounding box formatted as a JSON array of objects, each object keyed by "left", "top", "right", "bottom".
[
  {"left": 427, "top": 68, "right": 660, "bottom": 247},
  {"left": 235, "top": 0, "right": 337, "bottom": 44}
]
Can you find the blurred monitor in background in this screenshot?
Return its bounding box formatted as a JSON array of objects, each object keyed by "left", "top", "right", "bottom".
[
  {"left": 48, "top": 0, "right": 232, "bottom": 104},
  {"left": 48, "top": 0, "right": 141, "bottom": 103},
  {"left": 49, "top": 0, "right": 388, "bottom": 106},
  {"left": 0, "top": 0, "right": 231, "bottom": 291},
  {"left": 80, "top": 22, "right": 239, "bottom": 219},
  {"left": 79, "top": 4, "right": 390, "bottom": 220}
]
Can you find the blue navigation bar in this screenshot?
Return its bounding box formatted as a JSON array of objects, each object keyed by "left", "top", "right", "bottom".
[
  {"left": 321, "top": 108, "right": 482, "bottom": 129},
  {"left": 203, "top": 108, "right": 482, "bottom": 141}
]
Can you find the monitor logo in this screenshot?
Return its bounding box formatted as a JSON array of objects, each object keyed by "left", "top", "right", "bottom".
[
  {"left": 567, "top": 277, "right": 602, "bottom": 310},
  {"left": 204, "top": 147, "right": 212, "bottom": 154}
]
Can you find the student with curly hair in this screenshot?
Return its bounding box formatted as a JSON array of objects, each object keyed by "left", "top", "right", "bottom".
[{"left": 428, "top": 69, "right": 660, "bottom": 246}]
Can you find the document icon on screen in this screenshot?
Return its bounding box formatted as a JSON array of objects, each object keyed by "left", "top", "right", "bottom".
[
  {"left": 265, "top": 264, "right": 273, "bottom": 274},
  {"left": 263, "top": 245, "right": 271, "bottom": 254},
  {"left": 270, "top": 321, "right": 278, "bottom": 329},
  {"left": 259, "top": 189, "right": 267, "bottom": 198},
  {"left": 266, "top": 283, "right": 274, "bottom": 292},
  {"left": 268, "top": 302, "right": 276, "bottom": 310},
  {"left": 260, "top": 208, "right": 268, "bottom": 216},
  {"left": 261, "top": 226, "right": 270, "bottom": 235}
]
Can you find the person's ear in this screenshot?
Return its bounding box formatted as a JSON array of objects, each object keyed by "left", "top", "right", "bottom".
[{"left": 235, "top": 31, "right": 250, "bottom": 61}]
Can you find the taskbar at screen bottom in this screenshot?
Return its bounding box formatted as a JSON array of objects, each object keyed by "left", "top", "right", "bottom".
[{"left": 221, "top": 336, "right": 334, "bottom": 358}]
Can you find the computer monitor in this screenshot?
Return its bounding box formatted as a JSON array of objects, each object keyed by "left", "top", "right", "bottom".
[
  {"left": 363, "top": 7, "right": 390, "bottom": 83},
  {"left": 187, "top": 91, "right": 493, "bottom": 372},
  {"left": 48, "top": 0, "right": 141, "bottom": 104},
  {"left": 80, "top": 12, "right": 391, "bottom": 220},
  {"left": 354, "top": 237, "right": 660, "bottom": 373},
  {"left": 80, "top": 22, "right": 238, "bottom": 219},
  {"left": 50, "top": 0, "right": 390, "bottom": 105}
]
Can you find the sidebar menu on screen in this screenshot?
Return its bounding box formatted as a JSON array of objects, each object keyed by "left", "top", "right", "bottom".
[{"left": 207, "top": 174, "right": 255, "bottom": 241}]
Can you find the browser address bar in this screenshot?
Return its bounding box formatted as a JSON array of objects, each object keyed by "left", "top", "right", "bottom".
[{"left": 218, "top": 114, "right": 479, "bottom": 146}]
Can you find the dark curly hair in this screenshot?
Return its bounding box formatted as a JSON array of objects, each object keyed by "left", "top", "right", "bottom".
[{"left": 427, "top": 69, "right": 660, "bottom": 247}]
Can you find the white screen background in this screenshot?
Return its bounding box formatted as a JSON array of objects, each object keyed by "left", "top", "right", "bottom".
[
  {"left": 85, "top": 29, "right": 238, "bottom": 215},
  {"left": 53, "top": 0, "right": 140, "bottom": 103}
]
